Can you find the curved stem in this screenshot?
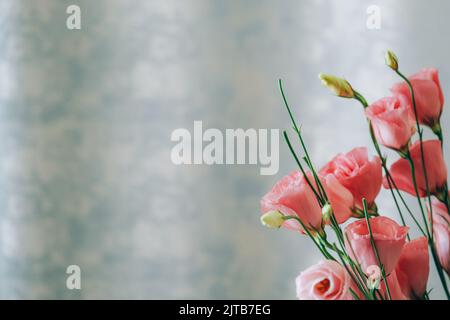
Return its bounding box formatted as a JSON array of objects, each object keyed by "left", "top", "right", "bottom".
[
  {"left": 279, "top": 80, "right": 329, "bottom": 205},
  {"left": 283, "top": 131, "right": 323, "bottom": 203},
  {"left": 396, "top": 71, "right": 434, "bottom": 236}
]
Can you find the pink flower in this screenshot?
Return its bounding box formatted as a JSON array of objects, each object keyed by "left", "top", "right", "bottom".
[
  {"left": 395, "top": 237, "right": 430, "bottom": 298},
  {"left": 261, "top": 171, "right": 322, "bottom": 232},
  {"left": 320, "top": 147, "right": 382, "bottom": 210},
  {"left": 320, "top": 174, "right": 354, "bottom": 224},
  {"left": 295, "top": 260, "right": 354, "bottom": 300},
  {"left": 344, "top": 216, "right": 409, "bottom": 274},
  {"left": 383, "top": 140, "right": 447, "bottom": 197},
  {"left": 429, "top": 198, "right": 450, "bottom": 275},
  {"left": 391, "top": 68, "right": 444, "bottom": 127},
  {"left": 365, "top": 96, "right": 416, "bottom": 150}
]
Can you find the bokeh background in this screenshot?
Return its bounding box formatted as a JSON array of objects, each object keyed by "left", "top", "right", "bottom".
[{"left": 0, "top": 0, "right": 449, "bottom": 299}]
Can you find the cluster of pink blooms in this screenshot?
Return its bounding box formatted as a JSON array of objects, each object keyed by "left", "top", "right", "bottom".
[{"left": 260, "top": 52, "right": 450, "bottom": 300}]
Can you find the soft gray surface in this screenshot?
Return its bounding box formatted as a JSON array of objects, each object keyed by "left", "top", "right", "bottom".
[{"left": 0, "top": 0, "right": 448, "bottom": 299}]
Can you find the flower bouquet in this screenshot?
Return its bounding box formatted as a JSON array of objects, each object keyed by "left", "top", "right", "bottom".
[{"left": 260, "top": 51, "right": 450, "bottom": 300}]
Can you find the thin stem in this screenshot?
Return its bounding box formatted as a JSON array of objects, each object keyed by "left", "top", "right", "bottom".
[
  {"left": 396, "top": 71, "right": 434, "bottom": 237},
  {"left": 429, "top": 239, "right": 450, "bottom": 299},
  {"left": 323, "top": 206, "right": 346, "bottom": 254},
  {"left": 390, "top": 172, "right": 427, "bottom": 236},
  {"left": 279, "top": 79, "right": 300, "bottom": 133},
  {"left": 283, "top": 131, "right": 323, "bottom": 203},
  {"left": 405, "top": 151, "right": 430, "bottom": 233},
  {"left": 279, "top": 79, "right": 329, "bottom": 204},
  {"left": 303, "top": 156, "right": 327, "bottom": 202},
  {"left": 385, "top": 172, "right": 410, "bottom": 241},
  {"left": 349, "top": 288, "right": 362, "bottom": 300},
  {"left": 333, "top": 243, "right": 373, "bottom": 300},
  {"left": 282, "top": 216, "right": 332, "bottom": 260}
]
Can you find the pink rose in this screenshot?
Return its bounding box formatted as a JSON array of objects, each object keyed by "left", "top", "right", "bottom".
[
  {"left": 395, "top": 237, "right": 430, "bottom": 298},
  {"left": 320, "top": 174, "right": 354, "bottom": 224},
  {"left": 344, "top": 216, "right": 409, "bottom": 274},
  {"left": 320, "top": 147, "right": 382, "bottom": 210},
  {"left": 295, "top": 260, "right": 354, "bottom": 300},
  {"left": 383, "top": 140, "right": 447, "bottom": 197},
  {"left": 365, "top": 96, "right": 416, "bottom": 150},
  {"left": 429, "top": 198, "right": 450, "bottom": 275},
  {"left": 261, "top": 171, "right": 322, "bottom": 232},
  {"left": 391, "top": 68, "right": 444, "bottom": 127}
]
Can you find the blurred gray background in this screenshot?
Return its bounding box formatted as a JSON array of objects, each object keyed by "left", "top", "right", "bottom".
[{"left": 0, "top": 0, "right": 449, "bottom": 299}]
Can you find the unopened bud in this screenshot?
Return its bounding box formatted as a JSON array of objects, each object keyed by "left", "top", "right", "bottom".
[
  {"left": 260, "top": 210, "right": 285, "bottom": 229},
  {"left": 321, "top": 203, "right": 333, "bottom": 225},
  {"left": 319, "top": 73, "right": 354, "bottom": 98},
  {"left": 385, "top": 50, "right": 398, "bottom": 71}
]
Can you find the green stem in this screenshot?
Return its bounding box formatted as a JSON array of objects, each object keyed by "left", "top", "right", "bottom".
[
  {"left": 429, "top": 238, "right": 450, "bottom": 299},
  {"left": 405, "top": 152, "right": 430, "bottom": 232},
  {"left": 279, "top": 80, "right": 329, "bottom": 207},
  {"left": 390, "top": 174, "right": 427, "bottom": 236},
  {"left": 332, "top": 243, "right": 374, "bottom": 300},
  {"left": 385, "top": 173, "right": 410, "bottom": 241},
  {"left": 285, "top": 199, "right": 376, "bottom": 300},
  {"left": 283, "top": 131, "right": 323, "bottom": 203},
  {"left": 396, "top": 71, "right": 434, "bottom": 236},
  {"left": 282, "top": 216, "right": 333, "bottom": 260}
]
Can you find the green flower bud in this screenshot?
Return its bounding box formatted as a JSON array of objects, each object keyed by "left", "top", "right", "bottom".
[
  {"left": 321, "top": 203, "right": 333, "bottom": 225},
  {"left": 385, "top": 50, "right": 398, "bottom": 71},
  {"left": 319, "top": 73, "right": 354, "bottom": 98}
]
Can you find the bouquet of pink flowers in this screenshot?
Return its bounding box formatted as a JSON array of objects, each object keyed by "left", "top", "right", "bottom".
[{"left": 260, "top": 51, "right": 450, "bottom": 300}]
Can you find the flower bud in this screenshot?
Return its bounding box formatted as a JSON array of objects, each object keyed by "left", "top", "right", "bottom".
[
  {"left": 385, "top": 50, "right": 398, "bottom": 71},
  {"left": 321, "top": 203, "right": 333, "bottom": 225},
  {"left": 319, "top": 73, "right": 354, "bottom": 98},
  {"left": 260, "top": 210, "right": 285, "bottom": 229}
]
